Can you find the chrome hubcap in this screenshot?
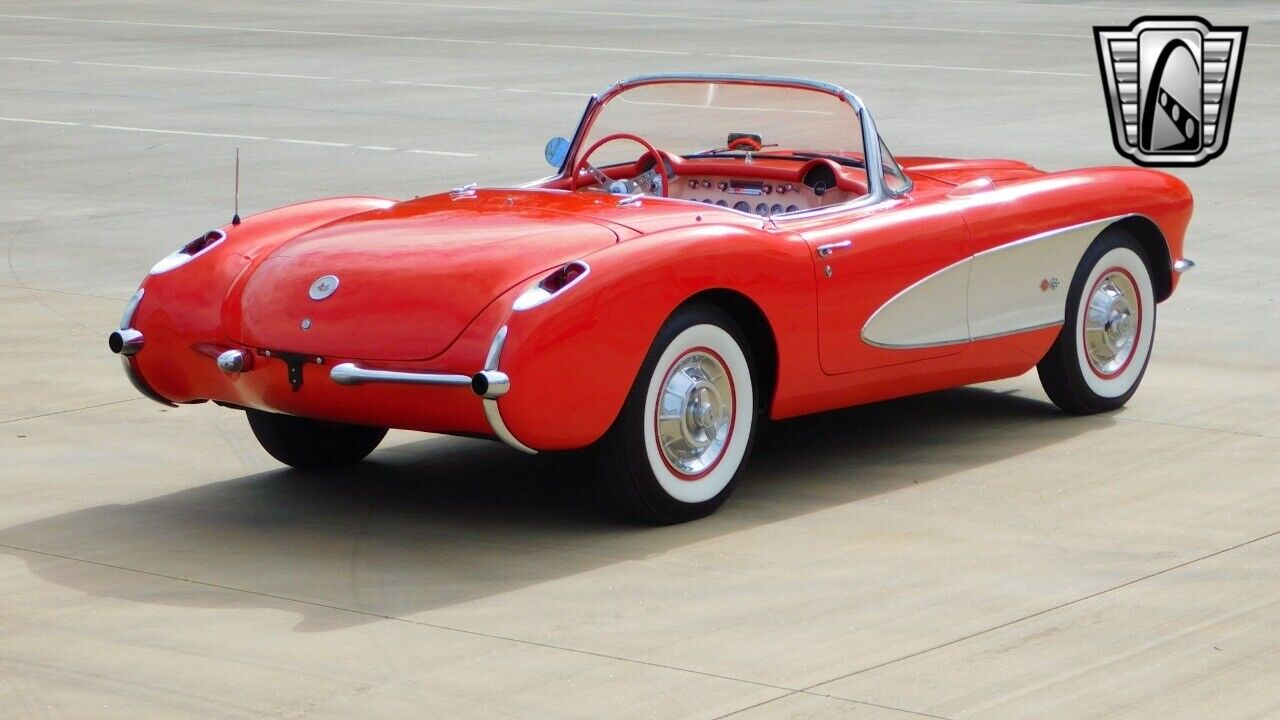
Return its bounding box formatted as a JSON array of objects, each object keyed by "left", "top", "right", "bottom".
[
  {"left": 1084, "top": 270, "right": 1140, "bottom": 376},
  {"left": 656, "top": 351, "right": 733, "bottom": 476}
]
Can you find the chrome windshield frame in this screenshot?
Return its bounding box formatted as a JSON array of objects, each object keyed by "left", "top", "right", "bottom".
[{"left": 550, "top": 73, "right": 911, "bottom": 217}]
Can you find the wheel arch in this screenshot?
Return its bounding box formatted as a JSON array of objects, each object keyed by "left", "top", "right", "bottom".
[
  {"left": 1105, "top": 214, "right": 1173, "bottom": 302},
  {"left": 1036, "top": 222, "right": 1159, "bottom": 414},
  {"left": 678, "top": 288, "right": 779, "bottom": 412}
]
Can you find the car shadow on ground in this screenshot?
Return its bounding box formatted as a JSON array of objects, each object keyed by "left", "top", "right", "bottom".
[{"left": 0, "top": 386, "right": 1112, "bottom": 631}]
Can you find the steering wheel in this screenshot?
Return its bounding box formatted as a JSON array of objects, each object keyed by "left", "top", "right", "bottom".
[{"left": 570, "top": 132, "right": 671, "bottom": 197}]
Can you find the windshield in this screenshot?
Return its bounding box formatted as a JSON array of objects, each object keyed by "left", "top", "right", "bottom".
[{"left": 577, "top": 79, "right": 867, "bottom": 167}]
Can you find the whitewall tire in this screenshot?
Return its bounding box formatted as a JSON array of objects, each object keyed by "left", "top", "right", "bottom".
[
  {"left": 1037, "top": 230, "right": 1156, "bottom": 414},
  {"left": 598, "top": 304, "right": 757, "bottom": 523}
]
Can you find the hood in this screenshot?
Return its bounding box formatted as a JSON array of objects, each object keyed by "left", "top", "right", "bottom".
[
  {"left": 229, "top": 190, "right": 620, "bottom": 361},
  {"left": 897, "top": 156, "right": 1045, "bottom": 185}
]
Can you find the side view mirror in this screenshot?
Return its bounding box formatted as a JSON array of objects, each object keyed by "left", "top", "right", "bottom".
[{"left": 544, "top": 137, "right": 570, "bottom": 168}]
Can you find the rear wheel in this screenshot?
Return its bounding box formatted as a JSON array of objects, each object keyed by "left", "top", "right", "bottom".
[
  {"left": 1037, "top": 231, "right": 1156, "bottom": 414},
  {"left": 246, "top": 409, "right": 388, "bottom": 469},
  {"left": 597, "top": 304, "right": 757, "bottom": 524}
]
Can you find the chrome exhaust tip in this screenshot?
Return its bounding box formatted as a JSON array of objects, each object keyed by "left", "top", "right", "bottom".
[
  {"left": 471, "top": 370, "right": 510, "bottom": 399},
  {"left": 108, "top": 328, "right": 144, "bottom": 356}
]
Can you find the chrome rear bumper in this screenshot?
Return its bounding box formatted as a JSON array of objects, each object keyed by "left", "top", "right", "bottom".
[
  {"left": 111, "top": 290, "right": 534, "bottom": 453},
  {"left": 330, "top": 364, "right": 472, "bottom": 389},
  {"left": 327, "top": 326, "right": 534, "bottom": 454}
]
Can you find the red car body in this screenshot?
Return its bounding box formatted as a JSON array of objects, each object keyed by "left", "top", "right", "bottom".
[{"left": 112, "top": 75, "right": 1193, "bottom": 460}]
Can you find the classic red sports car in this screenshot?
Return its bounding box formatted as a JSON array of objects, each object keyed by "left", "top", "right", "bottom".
[{"left": 110, "top": 74, "right": 1194, "bottom": 523}]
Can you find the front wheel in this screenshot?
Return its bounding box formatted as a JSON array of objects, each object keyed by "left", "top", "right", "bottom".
[
  {"left": 1037, "top": 231, "right": 1156, "bottom": 414},
  {"left": 246, "top": 409, "right": 388, "bottom": 469},
  {"left": 596, "top": 304, "right": 757, "bottom": 524}
]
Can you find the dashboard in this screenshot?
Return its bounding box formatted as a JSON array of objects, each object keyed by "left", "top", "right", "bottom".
[
  {"left": 575, "top": 155, "right": 867, "bottom": 217},
  {"left": 667, "top": 176, "right": 848, "bottom": 216}
]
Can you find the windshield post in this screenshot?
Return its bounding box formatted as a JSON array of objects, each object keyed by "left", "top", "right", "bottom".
[
  {"left": 559, "top": 94, "right": 599, "bottom": 177},
  {"left": 846, "top": 92, "right": 886, "bottom": 201}
]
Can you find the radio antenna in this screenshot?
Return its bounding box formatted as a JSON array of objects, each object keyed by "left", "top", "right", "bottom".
[{"left": 231, "top": 147, "right": 241, "bottom": 226}]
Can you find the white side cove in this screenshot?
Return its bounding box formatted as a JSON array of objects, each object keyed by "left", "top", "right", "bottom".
[
  {"left": 861, "top": 259, "right": 972, "bottom": 349},
  {"left": 861, "top": 216, "right": 1126, "bottom": 349}
]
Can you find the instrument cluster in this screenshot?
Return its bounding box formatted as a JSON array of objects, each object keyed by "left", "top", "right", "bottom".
[{"left": 669, "top": 177, "right": 840, "bottom": 216}]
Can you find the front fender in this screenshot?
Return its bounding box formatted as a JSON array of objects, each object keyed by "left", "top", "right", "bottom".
[{"left": 494, "top": 222, "right": 820, "bottom": 450}]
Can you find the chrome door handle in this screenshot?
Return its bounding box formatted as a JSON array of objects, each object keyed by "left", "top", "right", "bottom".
[{"left": 816, "top": 240, "right": 852, "bottom": 257}]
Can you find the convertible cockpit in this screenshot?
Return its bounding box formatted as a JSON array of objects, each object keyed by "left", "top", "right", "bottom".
[
  {"left": 549, "top": 144, "right": 865, "bottom": 215},
  {"left": 535, "top": 74, "right": 909, "bottom": 217}
]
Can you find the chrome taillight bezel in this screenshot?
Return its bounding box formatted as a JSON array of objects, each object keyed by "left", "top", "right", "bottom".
[
  {"left": 513, "top": 260, "right": 591, "bottom": 311},
  {"left": 149, "top": 229, "right": 227, "bottom": 275}
]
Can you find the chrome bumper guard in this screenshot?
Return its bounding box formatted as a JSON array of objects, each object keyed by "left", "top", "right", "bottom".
[
  {"left": 1172, "top": 258, "right": 1196, "bottom": 273},
  {"left": 109, "top": 289, "right": 147, "bottom": 356},
  {"left": 328, "top": 326, "right": 535, "bottom": 454},
  {"left": 109, "top": 288, "right": 176, "bottom": 407}
]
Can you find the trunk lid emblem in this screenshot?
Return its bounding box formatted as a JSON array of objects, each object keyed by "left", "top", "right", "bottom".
[{"left": 309, "top": 275, "right": 339, "bottom": 300}]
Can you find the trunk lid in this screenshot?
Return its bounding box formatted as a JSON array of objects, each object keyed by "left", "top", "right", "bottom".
[{"left": 229, "top": 190, "right": 620, "bottom": 361}]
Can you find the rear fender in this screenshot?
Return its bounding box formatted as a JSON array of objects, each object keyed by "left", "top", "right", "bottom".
[{"left": 496, "top": 222, "right": 819, "bottom": 450}]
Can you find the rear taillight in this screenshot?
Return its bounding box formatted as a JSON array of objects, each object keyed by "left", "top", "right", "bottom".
[
  {"left": 180, "top": 231, "right": 223, "bottom": 255},
  {"left": 541, "top": 261, "right": 587, "bottom": 293},
  {"left": 513, "top": 260, "right": 591, "bottom": 311},
  {"left": 150, "top": 229, "right": 227, "bottom": 275}
]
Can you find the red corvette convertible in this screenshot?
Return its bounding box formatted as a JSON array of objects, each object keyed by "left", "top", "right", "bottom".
[{"left": 110, "top": 74, "right": 1194, "bottom": 523}]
